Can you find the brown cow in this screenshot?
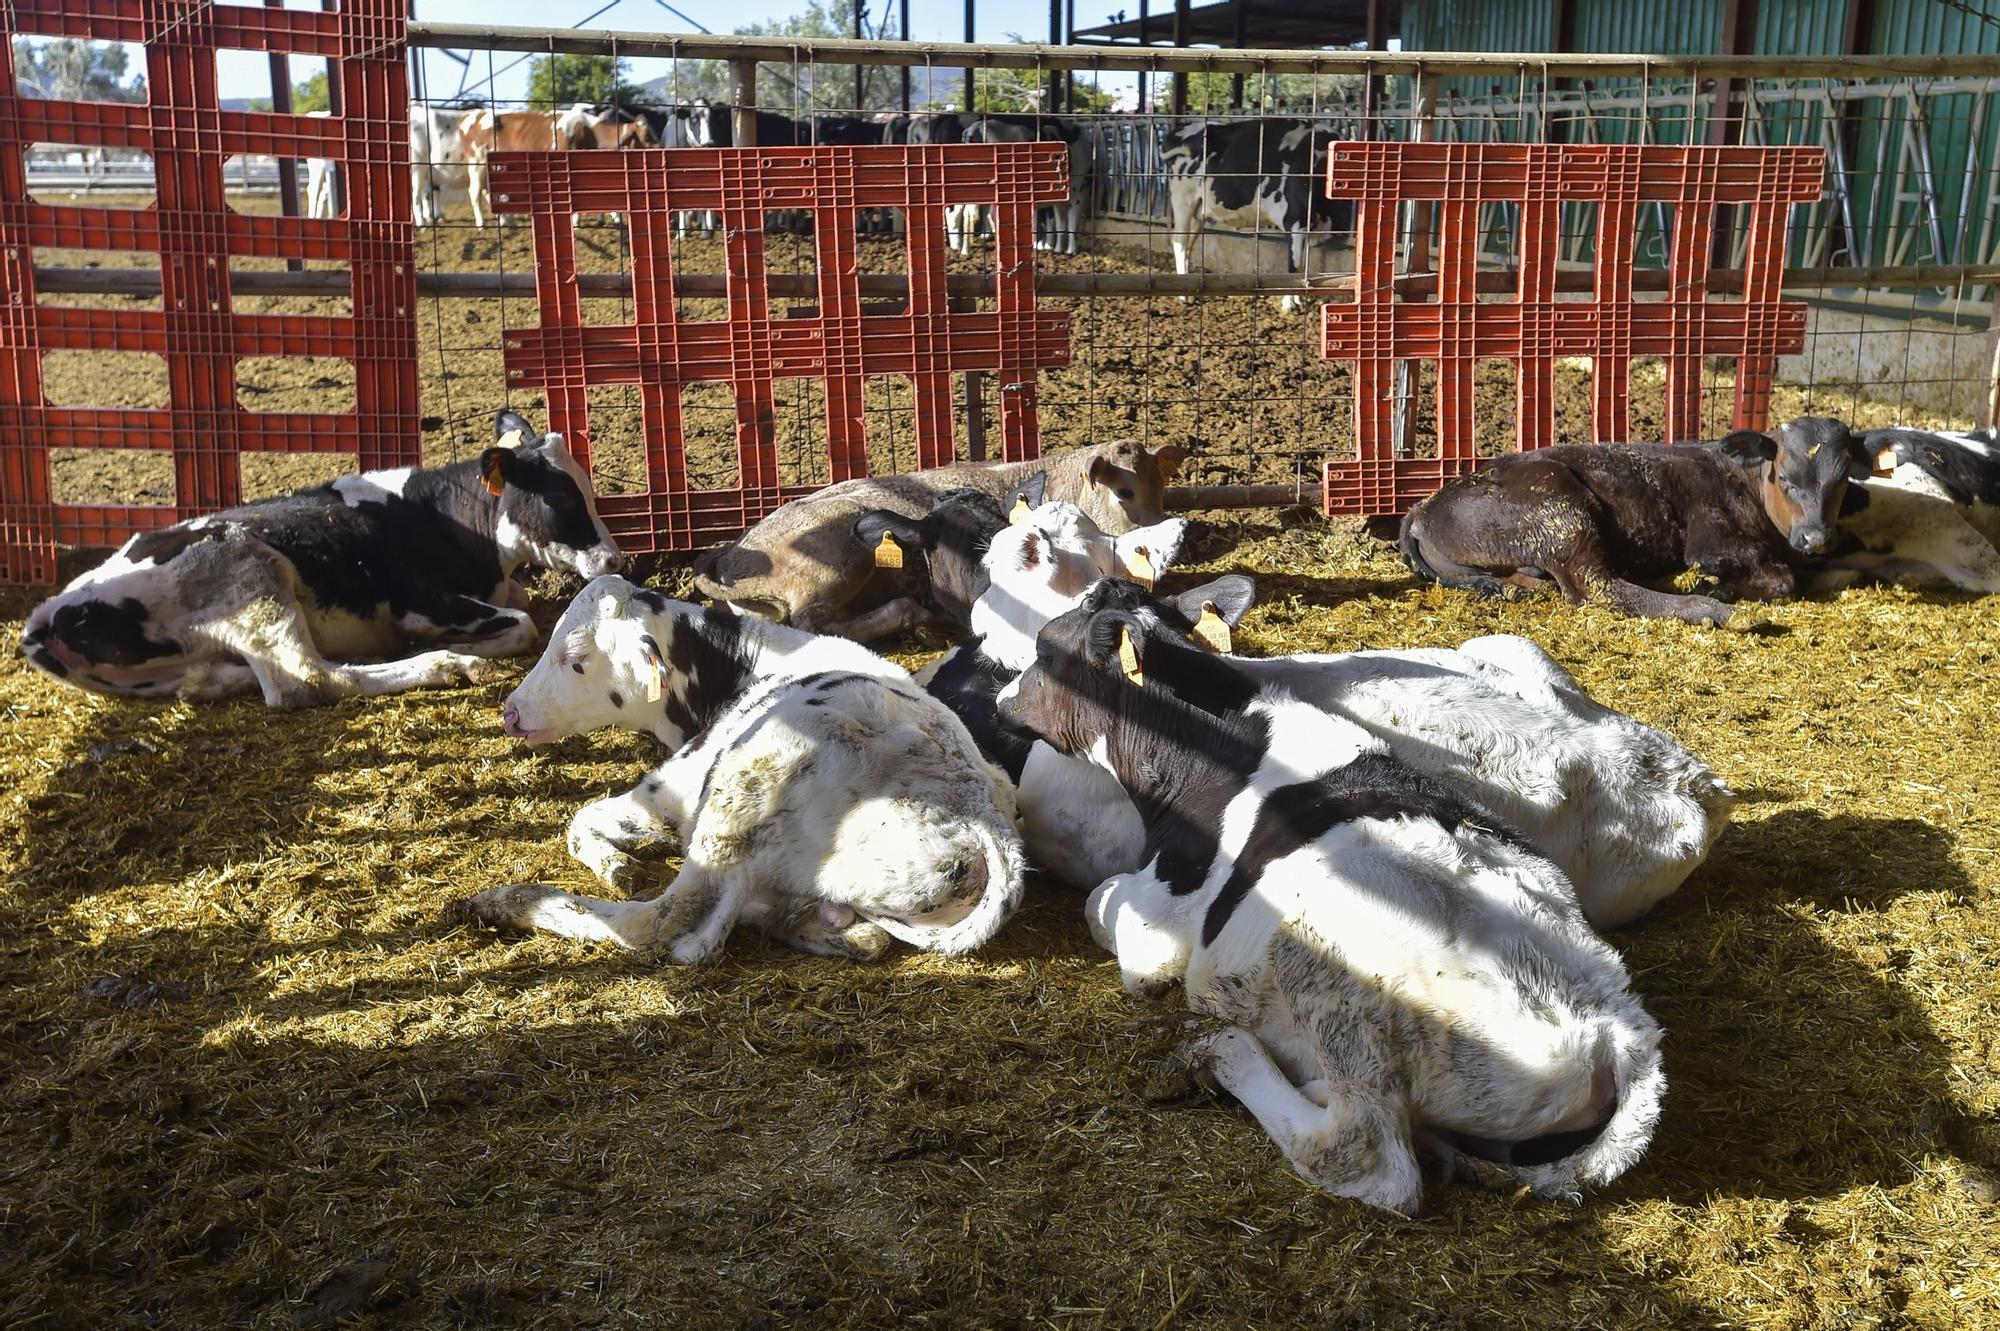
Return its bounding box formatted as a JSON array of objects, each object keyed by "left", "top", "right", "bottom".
[
  {"left": 1398, "top": 417, "right": 1872, "bottom": 627},
  {"left": 454, "top": 108, "right": 592, "bottom": 228}
]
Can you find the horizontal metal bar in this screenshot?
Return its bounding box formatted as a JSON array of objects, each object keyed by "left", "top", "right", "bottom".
[
  {"left": 34, "top": 262, "right": 2000, "bottom": 301},
  {"left": 405, "top": 24, "right": 2000, "bottom": 81},
  {"left": 1167, "top": 483, "right": 1315, "bottom": 509}
]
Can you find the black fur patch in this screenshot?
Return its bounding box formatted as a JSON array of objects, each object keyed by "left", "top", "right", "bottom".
[
  {"left": 608, "top": 690, "right": 624, "bottom": 709},
  {"left": 48, "top": 598, "right": 178, "bottom": 668},
  {"left": 923, "top": 642, "right": 1035, "bottom": 782},
  {"left": 1200, "top": 753, "right": 1527, "bottom": 946},
  {"left": 1868, "top": 428, "right": 2000, "bottom": 507},
  {"left": 657, "top": 609, "right": 755, "bottom": 745}
]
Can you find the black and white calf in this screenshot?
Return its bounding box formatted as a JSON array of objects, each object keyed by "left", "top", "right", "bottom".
[
  {"left": 1833, "top": 427, "right": 2000, "bottom": 593},
  {"left": 23, "top": 412, "right": 620, "bottom": 708},
  {"left": 1163, "top": 118, "right": 1355, "bottom": 312},
  {"left": 999, "top": 599, "right": 1666, "bottom": 1214},
  {"left": 454, "top": 577, "right": 1025, "bottom": 964}
]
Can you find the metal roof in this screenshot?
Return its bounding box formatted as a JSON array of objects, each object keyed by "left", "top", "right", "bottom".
[{"left": 1070, "top": 0, "right": 1396, "bottom": 50}]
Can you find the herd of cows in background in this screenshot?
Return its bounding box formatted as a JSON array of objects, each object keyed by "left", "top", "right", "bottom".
[
  {"left": 358, "top": 100, "right": 1345, "bottom": 274},
  {"left": 18, "top": 389, "right": 2000, "bottom": 1213}
]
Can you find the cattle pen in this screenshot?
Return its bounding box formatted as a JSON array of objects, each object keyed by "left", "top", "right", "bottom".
[{"left": 3, "top": 7, "right": 2000, "bottom": 1331}]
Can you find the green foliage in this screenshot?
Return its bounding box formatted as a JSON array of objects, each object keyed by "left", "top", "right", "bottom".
[
  {"left": 288, "top": 70, "right": 329, "bottom": 115},
  {"left": 1179, "top": 71, "right": 1368, "bottom": 114},
  {"left": 11, "top": 37, "right": 145, "bottom": 103},
  {"left": 525, "top": 53, "right": 628, "bottom": 110},
  {"left": 649, "top": 0, "right": 923, "bottom": 115}
]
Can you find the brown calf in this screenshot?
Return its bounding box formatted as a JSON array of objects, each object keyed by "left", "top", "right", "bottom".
[
  {"left": 692, "top": 442, "right": 1187, "bottom": 642},
  {"left": 1398, "top": 417, "right": 1871, "bottom": 626}
]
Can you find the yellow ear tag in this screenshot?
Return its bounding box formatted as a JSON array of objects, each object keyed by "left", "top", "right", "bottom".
[
  {"left": 1126, "top": 546, "right": 1156, "bottom": 591},
  {"left": 1118, "top": 625, "right": 1144, "bottom": 686},
  {"left": 644, "top": 669, "right": 663, "bottom": 703},
  {"left": 1009, "top": 496, "right": 1032, "bottom": 524},
  {"left": 1192, "top": 602, "right": 1232, "bottom": 653},
  {"left": 640, "top": 639, "right": 665, "bottom": 703},
  {"left": 873, "top": 531, "right": 904, "bottom": 570},
  {"left": 1873, "top": 447, "right": 1898, "bottom": 477}
]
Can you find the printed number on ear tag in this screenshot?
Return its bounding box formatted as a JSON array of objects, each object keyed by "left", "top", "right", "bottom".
[
  {"left": 1118, "top": 626, "right": 1144, "bottom": 686},
  {"left": 1126, "top": 547, "right": 1156, "bottom": 591},
  {"left": 1009, "top": 496, "right": 1032, "bottom": 524},
  {"left": 1192, "top": 603, "right": 1231, "bottom": 653},
  {"left": 874, "top": 532, "right": 904, "bottom": 570}
]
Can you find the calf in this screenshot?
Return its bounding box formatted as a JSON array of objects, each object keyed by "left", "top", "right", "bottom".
[
  {"left": 409, "top": 104, "right": 470, "bottom": 226},
  {"left": 1071, "top": 580, "right": 1733, "bottom": 928},
  {"left": 455, "top": 108, "right": 593, "bottom": 228},
  {"left": 691, "top": 441, "right": 1186, "bottom": 640},
  {"left": 1164, "top": 118, "right": 1355, "bottom": 312},
  {"left": 453, "top": 577, "right": 1025, "bottom": 963},
  {"left": 23, "top": 411, "right": 621, "bottom": 708},
  {"left": 999, "top": 598, "right": 1665, "bottom": 1214},
  {"left": 1831, "top": 427, "right": 2000, "bottom": 593},
  {"left": 1400, "top": 417, "right": 1874, "bottom": 626}
]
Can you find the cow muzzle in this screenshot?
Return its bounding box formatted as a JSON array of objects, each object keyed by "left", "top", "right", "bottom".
[
  {"left": 1789, "top": 524, "right": 1831, "bottom": 556},
  {"left": 500, "top": 702, "right": 556, "bottom": 744}
]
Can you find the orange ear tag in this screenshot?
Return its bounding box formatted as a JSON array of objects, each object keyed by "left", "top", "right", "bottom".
[
  {"left": 1191, "top": 603, "right": 1232, "bottom": 653},
  {"left": 1118, "top": 626, "right": 1144, "bottom": 686},
  {"left": 482, "top": 459, "right": 507, "bottom": 497},
  {"left": 873, "top": 531, "right": 904, "bottom": 570}
]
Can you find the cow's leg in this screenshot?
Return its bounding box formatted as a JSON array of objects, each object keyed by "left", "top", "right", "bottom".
[
  {"left": 794, "top": 595, "right": 928, "bottom": 644},
  {"left": 465, "top": 155, "right": 489, "bottom": 228},
  {"left": 450, "top": 864, "right": 747, "bottom": 964},
  {"left": 393, "top": 594, "right": 538, "bottom": 659},
  {"left": 192, "top": 596, "right": 500, "bottom": 707},
  {"left": 760, "top": 897, "right": 894, "bottom": 961},
  {"left": 1087, "top": 872, "right": 1192, "bottom": 995},
  {"left": 177, "top": 659, "right": 260, "bottom": 701},
  {"left": 1168, "top": 183, "right": 1201, "bottom": 302},
  {"left": 1183, "top": 1026, "right": 1424, "bottom": 1215},
  {"left": 565, "top": 760, "right": 697, "bottom": 892},
  {"left": 1278, "top": 227, "right": 1308, "bottom": 314}
]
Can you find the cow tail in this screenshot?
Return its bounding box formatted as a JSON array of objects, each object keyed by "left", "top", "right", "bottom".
[{"left": 875, "top": 818, "right": 1026, "bottom": 957}]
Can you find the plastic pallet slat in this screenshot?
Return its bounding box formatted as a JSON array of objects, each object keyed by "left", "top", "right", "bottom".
[
  {"left": 0, "top": 0, "right": 417, "bottom": 585},
  {"left": 494, "top": 142, "right": 1073, "bottom": 555},
  {"left": 1320, "top": 141, "right": 1823, "bottom": 519}
]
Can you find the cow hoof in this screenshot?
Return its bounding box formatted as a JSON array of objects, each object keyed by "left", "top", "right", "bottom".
[
  {"left": 1175, "top": 1026, "right": 1252, "bottom": 1095},
  {"left": 836, "top": 921, "right": 894, "bottom": 962},
  {"left": 459, "top": 656, "right": 508, "bottom": 685},
  {"left": 594, "top": 853, "right": 645, "bottom": 894},
  {"left": 442, "top": 883, "right": 550, "bottom": 933}
]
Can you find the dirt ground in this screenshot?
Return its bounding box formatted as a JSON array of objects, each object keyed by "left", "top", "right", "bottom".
[{"left": 6, "top": 194, "right": 1998, "bottom": 1330}]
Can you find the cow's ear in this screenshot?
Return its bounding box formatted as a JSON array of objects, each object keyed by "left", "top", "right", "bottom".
[
  {"left": 1719, "top": 430, "right": 1777, "bottom": 466},
  {"left": 1117, "top": 518, "right": 1187, "bottom": 579},
  {"left": 1006, "top": 471, "right": 1048, "bottom": 522},
  {"left": 854, "top": 510, "right": 926, "bottom": 567},
  {"left": 1173, "top": 574, "right": 1256, "bottom": 630},
  {"left": 494, "top": 408, "right": 539, "bottom": 444},
  {"left": 1149, "top": 444, "right": 1188, "bottom": 481},
  {"left": 1085, "top": 610, "right": 1147, "bottom": 684},
  {"left": 479, "top": 446, "right": 515, "bottom": 497}
]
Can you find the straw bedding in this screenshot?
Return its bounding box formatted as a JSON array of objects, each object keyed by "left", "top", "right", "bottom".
[{"left": 3, "top": 513, "right": 1996, "bottom": 1330}]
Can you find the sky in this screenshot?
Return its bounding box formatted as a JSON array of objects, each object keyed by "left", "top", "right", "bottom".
[{"left": 199, "top": 0, "right": 1129, "bottom": 108}]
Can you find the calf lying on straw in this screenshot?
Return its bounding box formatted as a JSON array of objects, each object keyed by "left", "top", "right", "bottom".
[
  {"left": 450, "top": 576, "right": 1024, "bottom": 963},
  {"left": 1001, "top": 581, "right": 1666, "bottom": 1214}
]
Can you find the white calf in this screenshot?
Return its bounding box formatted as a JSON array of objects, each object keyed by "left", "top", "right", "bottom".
[
  {"left": 454, "top": 577, "right": 1025, "bottom": 963},
  {"left": 1003, "top": 602, "right": 1666, "bottom": 1214}
]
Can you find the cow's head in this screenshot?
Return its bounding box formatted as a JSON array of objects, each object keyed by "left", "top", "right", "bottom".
[
  {"left": 615, "top": 115, "right": 660, "bottom": 149},
  {"left": 852, "top": 486, "right": 1012, "bottom": 626},
  {"left": 501, "top": 574, "right": 677, "bottom": 743},
  {"left": 997, "top": 575, "right": 1255, "bottom": 760},
  {"left": 1720, "top": 416, "right": 1872, "bottom": 556},
  {"left": 1075, "top": 441, "right": 1186, "bottom": 534},
  {"left": 483, "top": 409, "right": 623, "bottom": 580}
]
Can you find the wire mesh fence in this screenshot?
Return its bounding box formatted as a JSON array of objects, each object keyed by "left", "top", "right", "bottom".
[{"left": 19, "top": 26, "right": 2000, "bottom": 538}]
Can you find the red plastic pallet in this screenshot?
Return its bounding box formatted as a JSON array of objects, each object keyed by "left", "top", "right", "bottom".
[
  {"left": 0, "top": 0, "right": 417, "bottom": 585},
  {"left": 492, "top": 143, "right": 1073, "bottom": 554},
  {"left": 1320, "top": 142, "right": 1823, "bottom": 517}
]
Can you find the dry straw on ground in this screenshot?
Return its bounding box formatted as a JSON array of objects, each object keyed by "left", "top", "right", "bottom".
[{"left": 2, "top": 517, "right": 1996, "bottom": 1330}]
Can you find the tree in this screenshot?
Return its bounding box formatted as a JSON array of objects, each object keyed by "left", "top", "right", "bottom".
[
  {"left": 12, "top": 37, "right": 145, "bottom": 103},
  {"left": 526, "top": 53, "right": 628, "bottom": 110},
  {"left": 288, "top": 69, "right": 329, "bottom": 114},
  {"left": 647, "top": 0, "right": 914, "bottom": 115}
]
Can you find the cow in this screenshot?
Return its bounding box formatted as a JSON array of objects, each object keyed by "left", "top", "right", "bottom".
[
  {"left": 1045, "top": 580, "right": 1733, "bottom": 929},
  {"left": 455, "top": 108, "right": 594, "bottom": 228},
  {"left": 1163, "top": 118, "right": 1355, "bottom": 312},
  {"left": 302, "top": 110, "right": 337, "bottom": 219},
  {"left": 997, "top": 586, "right": 1666, "bottom": 1214},
  {"left": 450, "top": 577, "right": 1025, "bottom": 964},
  {"left": 22, "top": 411, "right": 621, "bottom": 708},
  {"left": 961, "top": 115, "right": 1092, "bottom": 254},
  {"left": 690, "top": 441, "right": 1187, "bottom": 640},
  {"left": 408, "top": 104, "right": 470, "bottom": 226},
  {"left": 1830, "top": 427, "right": 2000, "bottom": 593},
  {"left": 1399, "top": 417, "right": 1876, "bottom": 627}
]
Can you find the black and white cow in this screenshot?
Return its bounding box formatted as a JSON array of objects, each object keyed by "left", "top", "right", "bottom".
[
  {"left": 454, "top": 577, "right": 1025, "bottom": 963},
  {"left": 960, "top": 115, "right": 1092, "bottom": 254},
  {"left": 22, "top": 411, "right": 620, "bottom": 708},
  {"left": 1163, "top": 118, "right": 1355, "bottom": 312},
  {"left": 1832, "top": 427, "right": 2000, "bottom": 593},
  {"left": 998, "top": 589, "right": 1666, "bottom": 1214}
]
